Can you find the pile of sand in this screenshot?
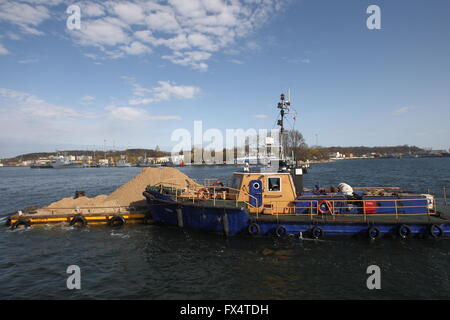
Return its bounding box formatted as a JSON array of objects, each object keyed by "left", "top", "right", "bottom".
[{"left": 39, "top": 167, "right": 201, "bottom": 215}]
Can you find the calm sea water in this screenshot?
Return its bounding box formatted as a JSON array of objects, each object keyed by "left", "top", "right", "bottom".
[{"left": 0, "top": 158, "right": 449, "bottom": 299}]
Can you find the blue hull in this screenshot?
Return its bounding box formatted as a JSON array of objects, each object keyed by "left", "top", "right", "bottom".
[
  {"left": 254, "top": 221, "right": 450, "bottom": 237},
  {"left": 144, "top": 191, "right": 450, "bottom": 238}
]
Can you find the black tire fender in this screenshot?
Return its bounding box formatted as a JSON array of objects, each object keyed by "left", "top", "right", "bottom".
[
  {"left": 248, "top": 223, "right": 260, "bottom": 236},
  {"left": 429, "top": 224, "right": 443, "bottom": 238},
  {"left": 11, "top": 219, "right": 31, "bottom": 230},
  {"left": 275, "top": 225, "right": 288, "bottom": 238},
  {"left": 143, "top": 211, "right": 153, "bottom": 225},
  {"left": 368, "top": 226, "right": 381, "bottom": 239},
  {"left": 398, "top": 224, "right": 411, "bottom": 239},
  {"left": 311, "top": 226, "right": 324, "bottom": 239},
  {"left": 69, "top": 215, "right": 87, "bottom": 227},
  {"left": 109, "top": 215, "right": 126, "bottom": 227}
]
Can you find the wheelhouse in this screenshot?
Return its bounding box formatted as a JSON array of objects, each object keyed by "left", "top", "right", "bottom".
[{"left": 230, "top": 172, "right": 297, "bottom": 214}]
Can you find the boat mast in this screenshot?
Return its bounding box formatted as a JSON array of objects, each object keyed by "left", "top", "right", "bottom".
[{"left": 277, "top": 92, "right": 291, "bottom": 160}]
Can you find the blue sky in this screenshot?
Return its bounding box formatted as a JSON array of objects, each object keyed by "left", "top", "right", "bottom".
[{"left": 0, "top": 0, "right": 449, "bottom": 157}]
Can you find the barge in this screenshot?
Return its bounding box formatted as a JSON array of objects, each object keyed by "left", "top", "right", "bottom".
[
  {"left": 6, "top": 206, "right": 149, "bottom": 229},
  {"left": 143, "top": 94, "right": 450, "bottom": 239}
]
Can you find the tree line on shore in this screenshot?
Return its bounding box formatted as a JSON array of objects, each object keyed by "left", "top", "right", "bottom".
[
  {"left": 282, "top": 130, "right": 425, "bottom": 161},
  {"left": 2, "top": 130, "right": 426, "bottom": 164},
  {"left": 1, "top": 148, "right": 170, "bottom": 165}
]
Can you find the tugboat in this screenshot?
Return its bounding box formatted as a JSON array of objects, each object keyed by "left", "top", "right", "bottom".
[{"left": 144, "top": 93, "right": 450, "bottom": 239}]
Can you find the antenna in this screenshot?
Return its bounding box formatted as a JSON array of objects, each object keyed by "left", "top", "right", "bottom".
[{"left": 276, "top": 92, "right": 291, "bottom": 160}]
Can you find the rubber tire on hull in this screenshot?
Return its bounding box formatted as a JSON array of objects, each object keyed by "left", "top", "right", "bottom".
[
  {"left": 398, "top": 224, "right": 411, "bottom": 239},
  {"left": 429, "top": 224, "right": 443, "bottom": 238},
  {"left": 11, "top": 220, "right": 31, "bottom": 230},
  {"left": 143, "top": 212, "right": 153, "bottom": 225},
  {"left": 275, "top": 225, "right": 288, "bottom": 238},
  {"left": 368, "top": 226, "right": 381, "bottom": 240},
  {"left": 70, "top": 215, "right": 87, "bottom": 227},
  {"left": 310, "top": 226, "right": 324, "bottom": 239},
  {"left": 248, "top": 223, "right": 260, "bottom": 236},
  {"left": 109, "top": 215, "right": 126, "bottom": 227}
]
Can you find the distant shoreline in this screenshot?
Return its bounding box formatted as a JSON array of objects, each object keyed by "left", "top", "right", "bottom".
[{"left": 2, "top": 156, "right": 449, "bottom": 169}]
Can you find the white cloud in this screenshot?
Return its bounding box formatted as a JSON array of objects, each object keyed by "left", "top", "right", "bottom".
[
  {"left": 187, "top": 33, "right": 218, "bottom": 51},
  {"left": 246, "top": 41, "right": 261, "bottom": 51},
  {"left": 254, "top": 114, "right": 268, "bottom": 119},
  {"left": 82, "top": 2, "right": 106, "bottom": 17},
  {"left": 112, "top": 2, "right": 146, "bottom": 24},
  {"left": 284, "top": 57, "right": 311, "bottom": 64},
  {"left": 105, "top": 105, "right": 181, "bottom": 121},
  {"left": 0, "top": 88, "right": 83, "bottom": 118},
  {"left": 71, "top": 17, "right": 130, "bottom": 47},
  {"left": 162, "top": 51, "right": 211, "bottom": 71},
  {"left": 0, "top": 0, "right": 286, "bottom": 70},
  {"left": 0, "top": 87, "right": 182, "bottom": 154},
  {"left": 82, "top": 95, "right": 95, "bottom": 101},
  {"left": 81, "top": 95, "right": 95, "bottom": 104},
  {"left": 121, "top": 76, "right": 153, "bottom": 97},
  {"left": 125, "top": 79, "right": 201, "bottom": 105},
  {"left": 6, "top": 32, "right": 21, "bottom": 40},
  {"left": 392, "top": 106, "right": 413, "bottom": 116},
  {"left": 18, "top": 58, "right": 39, "bottom": 64},
  {"left": 121, "top": 41, "right": 152, "bottom": 55},
  {"left": 0, "top": 1, "right": 50, "bottom": 35},
  {"left": 145, "top": 10, "right": 181, "bottom": 33},
  {"left": 153, "top": 80, "right": 201, "bottom": 101},
  {"left": 229, "top": 59, "right": 243, "bottom": 65},
  {"left": 0, "top": 43, "right": 10, "bottom": 55}
]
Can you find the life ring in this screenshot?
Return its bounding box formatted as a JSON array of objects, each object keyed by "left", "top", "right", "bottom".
[
  {"left": 429, "top": 224, "right": 443, "bottom": 238},
  {"left": 248, "top": 223, "right": 260, "bottom": 236},
  {"left": 275, "top": 225, "right": 288, "bottom": 238},
  {"left": 212, "top": 181, "right": 224, "bottom": 187},
  {"left": 11, "top": 219, "right": 31, "bottom": 230},
  {"left": 210, "top": 181, "right": 226, "bottom": 194},
  {"left": 368, "top": 226, "right": 381, "bottom": 239},
  {"left": 109, "top": 215, "right": 126, "bottom": 227},
  {"left": 398, "top": 224, "right": 411, "bottom": 239},
  {"left": 318, "top": 200, "right": 333, "bottom": 214},
  {"left": 311, "top": 226, "right": 324, "bottom": 239},
  {"left": 69, "top": 215, "right": 87, "bottom": 227}
]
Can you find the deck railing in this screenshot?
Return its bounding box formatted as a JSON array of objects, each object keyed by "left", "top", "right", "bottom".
[
  {"left": 150, "top": 183, "right": 260, "bottom": 216},
  {"left": 33, "top": 205, "right": 145, "bottom": 215},
  {"left": 258, "top": 198, "right": 437, "bottom": 223},
  {"left": 148, "top": 181, "right": 448, "bottom": 222}
]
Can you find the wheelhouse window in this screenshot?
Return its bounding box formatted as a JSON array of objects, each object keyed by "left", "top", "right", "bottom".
[
  {"left": 268, "top": 177, "right": 281, "bottom": 192},
  {"left": 231, "top": 175, "right": 242, "bottom": 190}
]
